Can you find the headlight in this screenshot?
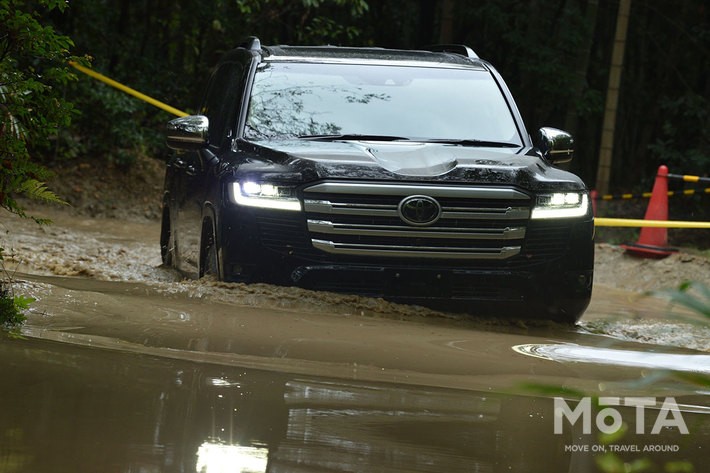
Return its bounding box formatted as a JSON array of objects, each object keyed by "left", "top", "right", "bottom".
[
  {"left": 230, "top": 181, "right": 302, "bottom": 211},
  {"left": 530, "top": 192, "right": 589, "bottom": 219}
]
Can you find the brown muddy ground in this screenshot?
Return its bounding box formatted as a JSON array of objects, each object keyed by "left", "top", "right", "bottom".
[{"left": 1, "top": 159, "right": 709, "bottom": 472}]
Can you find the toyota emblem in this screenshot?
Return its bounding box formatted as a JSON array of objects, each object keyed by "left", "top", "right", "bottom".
[{"left": 398, "top": 195, "right": 442, "bottom": 226}]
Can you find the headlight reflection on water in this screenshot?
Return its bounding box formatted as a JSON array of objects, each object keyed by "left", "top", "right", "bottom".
[
  {"left": 513, "top": 343, "right": 710, "bottom": 374},
  {"left": 196, "top": 442, "right": 268, "bottom": 473}
]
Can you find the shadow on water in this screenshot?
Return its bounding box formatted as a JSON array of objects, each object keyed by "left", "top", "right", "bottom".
[{"left": 1, "top": 336, "right": 708, "bottom": 473}]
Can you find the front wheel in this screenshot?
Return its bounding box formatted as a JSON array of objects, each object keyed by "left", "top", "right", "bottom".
[
  {"left": 199, "top": 220, "right": 220, "bottom": 280},
  {"left": 160, "top": 206, "right": 174, "bottom": 266}
]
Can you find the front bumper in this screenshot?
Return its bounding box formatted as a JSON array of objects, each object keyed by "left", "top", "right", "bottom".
[
  {"left": 291, "top": 263, "right": 593, "bottom": 320},
  {"left": 218, "top": 202, "right": 594, "bottom": 322}
]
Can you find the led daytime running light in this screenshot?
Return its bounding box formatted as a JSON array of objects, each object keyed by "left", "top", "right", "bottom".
[
  {"left": 531, "top": 193, "right": 589, "bottom": 219},
  {"left": 231, "top": 182, "right": 301, "bottom": 211}
]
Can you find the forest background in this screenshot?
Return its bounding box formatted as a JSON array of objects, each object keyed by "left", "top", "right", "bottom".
[{"left": 1, "top": 0, "right": 708, "bottom": 231}]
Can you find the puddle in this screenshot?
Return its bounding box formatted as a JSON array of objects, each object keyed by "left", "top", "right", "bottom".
[
  {"left": 2, "top": 208, "right": 710, "bottom": 471},
  {"left": 1, "top": 336, "right": 708, "bottom": 473}
]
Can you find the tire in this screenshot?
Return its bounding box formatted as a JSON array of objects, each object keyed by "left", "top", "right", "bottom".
[
  {"left": 199, "top": 219, "right": 220, "bottom": 280},
  {"left": 160, "top": 206, "right": 174, "bottom": 266}
]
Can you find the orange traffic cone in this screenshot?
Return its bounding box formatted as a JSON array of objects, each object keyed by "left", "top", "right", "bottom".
[{"left": 621, "top": 165, "right": 678, "bottom": 258}]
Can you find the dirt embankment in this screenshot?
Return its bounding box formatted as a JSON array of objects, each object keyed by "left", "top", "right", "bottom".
[{"left": 41, "top": 154, "right": 166, "bottom": 221}]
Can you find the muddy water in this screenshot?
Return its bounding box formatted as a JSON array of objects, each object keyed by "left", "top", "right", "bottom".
[{"left": 1, "top": 210, "right": 710, "bottom": 472}]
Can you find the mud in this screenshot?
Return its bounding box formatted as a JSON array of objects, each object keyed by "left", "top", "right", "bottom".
[{"left": 1, "top": 207, "right": 710, "bottom": 472}]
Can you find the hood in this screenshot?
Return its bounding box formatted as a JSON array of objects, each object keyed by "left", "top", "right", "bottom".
[{"left": 234, "top": 139, "right": 586, "bottom": 191}]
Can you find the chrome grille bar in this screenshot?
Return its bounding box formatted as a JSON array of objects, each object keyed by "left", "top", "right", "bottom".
[
  {"left": 304, "top": 200, "right": 529, "bottom": 219},
  {"left": 311, "top": 239, "right": 522, "bottom": 260},
  {"left": 303, "top": 181, "right": 531, "bottom": 261},
  {"left": 305, "top": 182, "right": 530, "bottom": 200},
  {"left": 308, "top": 220, "right": 526, "bottom": 240},
  {"left": 304, "top": 200, "right": 398, "bottom": 217},
  {"left": 442, "top": 207, "right": 530, "bottom": 220}
]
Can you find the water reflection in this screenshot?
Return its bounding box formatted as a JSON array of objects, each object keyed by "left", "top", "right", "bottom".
[
  {"left": 196, "top": 443, "right": 268, "bottom": 473},
  {"left": 0, "top": 337, "right": 707, "bottom": 473},
  {"left": 514, "top": 343, "right": 710, "bottom": 374}
]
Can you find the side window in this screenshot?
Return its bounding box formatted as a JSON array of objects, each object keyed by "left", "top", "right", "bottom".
[{"left": 200, "top": 62, "right": 244, "bottom": 149}]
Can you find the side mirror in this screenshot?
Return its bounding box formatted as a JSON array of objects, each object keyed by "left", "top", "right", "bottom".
[
  {"left": 536, "top": 127, "right": 574, "bottom": 165},
  {"left": 166, "top": 115, "right": 209, "bottom": 150}
]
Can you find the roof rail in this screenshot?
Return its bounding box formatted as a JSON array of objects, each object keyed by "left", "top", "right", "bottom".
[
  {"left": 422, "top": 44, "right": 478, "bottom": 59},
  {"left": 238, "top": 36, "right": 261, "bottom": 52}
]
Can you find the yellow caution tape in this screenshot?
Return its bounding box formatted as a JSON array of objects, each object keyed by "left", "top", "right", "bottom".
[
  {"left": 69, "top": 61, "right": 188, "bottom": 117},
  {"left": 595, "top": 188, "right": 710, "bottom": 200},
  {"left": 668, "top": 173, "right": 710, "bottom": 184},
  {"left": 595, "top": 218, "right": 710, "bottom": 229}
]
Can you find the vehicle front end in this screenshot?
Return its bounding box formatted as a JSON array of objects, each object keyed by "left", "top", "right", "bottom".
[
  {"left": 216, "top": 141, "right": 593, "bottom": 323},
  {"left": 166, "top": 43, "right": 595, "bottom": 323}
]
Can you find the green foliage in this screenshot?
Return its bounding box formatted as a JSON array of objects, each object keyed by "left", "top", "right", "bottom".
[
  {"left": 653, "top": 281, "right": 710, "bottom": 319},
  {"left": 648, "top": 94, "right": 710, "bottom": 175},
  {"left": 595, "top": 453, "right": 654, "bottom": 473},
  {"left": 0, "top": 0, "right": 81, "bottom": 219},
  {"left": 1, "top": 0, "right": 77, "bottom": 333},
  {"left": 69, "top": 81, "right": 155, "bottom": 166},
  {"left": 515, "top": 382, "right": 587, "bottom": 399},
  {"left": 26, "top": 0, "right": 707, "bottom": 193},
  {"left": 597, "top": 423, "right": 629, "bottom": 446},
  {"left": 38, "top": 0, "right": 372, "bottom": 166},
  {"left": 607, "top": 281, "right": 708, "bottom": 472},
  {"left": 0, "top": 249, "right": 33, "bottom": 332},
  {"left": 664, "top": 461, "right": 696, "bottom": 473},
  {"left": 520, "top": 281, "right": 708, "bottom": 473},
  {"left": 0, "top": 284, "right": 32, "bottom": 331}
]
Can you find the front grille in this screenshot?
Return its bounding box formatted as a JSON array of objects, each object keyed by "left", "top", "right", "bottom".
[
  {"left": 302, "top": 181, "right": 531, "bottom": 261},
  {"left": 254, "top": 182, "right": 575, "bottom": 268}
]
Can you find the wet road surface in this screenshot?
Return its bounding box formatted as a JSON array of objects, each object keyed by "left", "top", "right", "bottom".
[{"left": 1, "top": 210, "right": 709, "bottom": 472}]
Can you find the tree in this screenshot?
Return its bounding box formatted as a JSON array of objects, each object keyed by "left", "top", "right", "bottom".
[
  {"left": 1, "top": 0, "right": 81, "bottom": 329},
  {"left": 595, "top": 0, "right": 631, "bottom": 196},
  {"left": 0, "top": 0, "right": 81, "bottom": 220}
]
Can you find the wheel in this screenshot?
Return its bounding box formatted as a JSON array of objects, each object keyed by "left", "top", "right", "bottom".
[
  {"left": 199, "top": 219, "right": 220, "bottom": 279},
  {"left": 160, "top": 206, "right": 174, "bottom": 266}
]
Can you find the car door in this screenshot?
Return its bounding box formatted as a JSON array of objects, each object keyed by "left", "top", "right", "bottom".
[{"left": 172, "top": 61, "right": 244, "bottom": 277}]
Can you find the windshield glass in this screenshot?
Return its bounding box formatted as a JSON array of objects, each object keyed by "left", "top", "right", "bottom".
[{"left": 245, "top": 62, "right": 522, "bottom": 144}]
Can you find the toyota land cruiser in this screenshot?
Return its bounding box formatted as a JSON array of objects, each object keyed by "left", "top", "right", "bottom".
[{"left": 161, "top": 37, "right": 594, "bottom": 323}]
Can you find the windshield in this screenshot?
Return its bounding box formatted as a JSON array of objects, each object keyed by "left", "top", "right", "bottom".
[{"left": 245, "top": 62, "right": 522, "bottom": 145}]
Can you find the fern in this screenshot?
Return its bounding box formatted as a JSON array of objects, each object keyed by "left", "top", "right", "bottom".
[
  {"left": 18, "top": 179, "right": 68, "bottom": 206},
  {"left": 0, "top": 281, "right": 30, "bottom": 331}
]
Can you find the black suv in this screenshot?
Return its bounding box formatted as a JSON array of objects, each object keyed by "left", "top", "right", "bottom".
[{"left": 161, "top": 37, "right": 594, "bottom": 323}]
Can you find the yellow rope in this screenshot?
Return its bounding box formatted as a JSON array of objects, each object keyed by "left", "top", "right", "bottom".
[
  {"left": 595, "top": 218, "right": 710, "bottom": 229},
  {"left": 69, "top": 61, "right": 188, "bottom": 117}
]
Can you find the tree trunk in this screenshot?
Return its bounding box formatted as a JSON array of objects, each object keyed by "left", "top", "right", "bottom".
[
  {"left": 439, "top": 0, "right": 456, "bottom": 43},
  {"left": 417, "top": 0, "right": 437, "bottom": 46},
  {"left": 595, "top": 0, "right": 631, "bottom": 195},
  {"left": 563, "top": 0, "right": 599, "bottom": 137}
]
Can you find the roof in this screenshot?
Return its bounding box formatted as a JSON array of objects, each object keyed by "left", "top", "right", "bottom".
[{"left": 261, "top": 45, "right": 486, "bottom": 69}]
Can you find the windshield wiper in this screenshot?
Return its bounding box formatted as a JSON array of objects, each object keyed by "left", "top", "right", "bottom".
[
  {"left": 297, "top": 134, "right": 520, "bottom": 147},
  {"left": 424, "top": 138, "right": 521, "bottom": 148},
  {"left": 298, "top": 133, "right": 411, "bottom": 142}
]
